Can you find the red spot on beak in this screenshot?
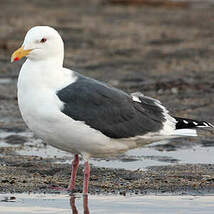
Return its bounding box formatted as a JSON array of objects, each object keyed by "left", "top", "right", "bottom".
[{"left": 14, "top": 57, "right": 19, "bottom": 61}]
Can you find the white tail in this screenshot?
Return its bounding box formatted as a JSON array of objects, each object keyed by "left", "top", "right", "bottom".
[{"left": 173, "top": 128, "right": 197, "bottom": 137}]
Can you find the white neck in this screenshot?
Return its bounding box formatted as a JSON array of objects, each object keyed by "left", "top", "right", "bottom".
[{"left": 18, "top": 57, "right": 66, "bottom": 90}]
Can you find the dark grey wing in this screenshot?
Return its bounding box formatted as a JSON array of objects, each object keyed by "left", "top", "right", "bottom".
[{"left": 57, "top": 74, "right": 165, "bottom": 139}]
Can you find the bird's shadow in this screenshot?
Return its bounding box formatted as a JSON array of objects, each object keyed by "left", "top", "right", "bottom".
[{"left": 70, "top": 194, "right": 89, "bottom": 214}]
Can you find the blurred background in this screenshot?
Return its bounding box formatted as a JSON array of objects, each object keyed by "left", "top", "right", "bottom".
[
  {"left": 1, "top": 0, "right": 214, "bottom": 131},
  {"left": 0, "top": 0, "right": 214, "bottom": 195}
]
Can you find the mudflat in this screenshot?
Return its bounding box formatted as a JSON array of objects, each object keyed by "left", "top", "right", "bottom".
[{"left": 0, "top": 0, "right": 214, "bottom": 194}]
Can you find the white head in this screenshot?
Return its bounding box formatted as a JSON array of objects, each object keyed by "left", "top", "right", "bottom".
[{"left": 11, "top": 26, "right": 64, "bottom": 63}]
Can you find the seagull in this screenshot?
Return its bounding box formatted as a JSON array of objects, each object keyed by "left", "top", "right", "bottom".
[{"left": 11, "top": 26, "right": 213, "bottom": 194}]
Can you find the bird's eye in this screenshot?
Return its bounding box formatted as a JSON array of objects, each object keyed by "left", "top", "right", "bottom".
[{"left": 40, "top": 38, "right": 47, "bottom": 43}]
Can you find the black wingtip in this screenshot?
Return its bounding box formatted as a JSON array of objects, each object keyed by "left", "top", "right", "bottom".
[{"left": 174, "top": 117, "right": 214, "bottom": 129}]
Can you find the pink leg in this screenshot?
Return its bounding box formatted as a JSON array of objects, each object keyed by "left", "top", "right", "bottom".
[
  {"left": 68, "top": 154, "right": 79, "bottom": 191},
  {"left": 83, "top": 161, "right": 90, "bottom": 195}
]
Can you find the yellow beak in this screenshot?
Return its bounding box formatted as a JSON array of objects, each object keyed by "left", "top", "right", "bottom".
[{"left": 11, "top": 46, "right": 32, "bottom": 63}]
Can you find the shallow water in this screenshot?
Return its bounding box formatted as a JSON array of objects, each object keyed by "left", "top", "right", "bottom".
[
  {"left": 1, "top": 130, "right": 214, "bottom": 170},
  {"left": 0, "top": 78, "right": 12, "bottom": 84},
  {"left": 0, "top": 193, "right": 214, "bottom": 214}
]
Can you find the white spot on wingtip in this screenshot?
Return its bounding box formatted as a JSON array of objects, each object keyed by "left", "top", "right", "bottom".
[
  {"left": 183, "top": 120, "right": 188, "bottom": 124},
  {"left": 203, "top": 122, "right": 209, "bottom": 127},
  {"left": 193, "top": 122, "right": 198, "bottom": 125},
  {"left": 208, "top": 122, "right": 214, "bottom": 128},
  {"left": 132, "top": 96, "right": 141, "bottom": 103}
]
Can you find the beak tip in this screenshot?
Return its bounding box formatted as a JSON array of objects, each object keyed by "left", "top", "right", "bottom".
[
  {"left": 11, "top": 46, "right": 31, "bottom": 63},
  {"left": 11, "top": 57, "right": 19, "bottom": 63}
]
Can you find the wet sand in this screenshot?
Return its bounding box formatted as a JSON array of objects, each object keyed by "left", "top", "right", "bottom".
[{"left": 0, "top": 0, "right": 214, "bottom": 195}]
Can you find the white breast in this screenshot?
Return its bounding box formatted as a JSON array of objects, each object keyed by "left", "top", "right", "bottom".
[{"left": 17, "top": 60, "right": 128, "bottom": 157}]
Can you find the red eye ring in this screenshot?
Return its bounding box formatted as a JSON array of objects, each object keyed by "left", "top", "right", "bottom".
[{"left": 40, "top": 38, "right": 47, "bottom": 43}]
